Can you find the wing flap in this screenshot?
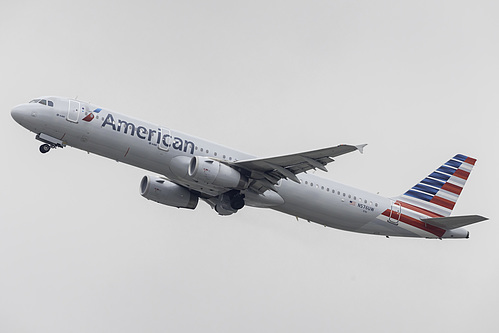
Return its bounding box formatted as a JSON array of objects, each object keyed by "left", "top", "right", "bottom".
[
  {"left": 422, "top": 215, "right": 488, "bottom": 230},
  {"left": 233, "top": 144, "right": 365, "bottom": 181}
]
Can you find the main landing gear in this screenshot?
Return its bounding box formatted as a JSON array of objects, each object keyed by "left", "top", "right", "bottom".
[{"left": 213, "top": 190, "right": 246, "bottom": 215}]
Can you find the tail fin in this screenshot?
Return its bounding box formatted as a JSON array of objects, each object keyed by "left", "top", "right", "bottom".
[{"left": 398, "top": 154, "right": 477, "bottom": 217}]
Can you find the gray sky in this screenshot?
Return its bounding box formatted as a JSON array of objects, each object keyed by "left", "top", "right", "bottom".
[{"left": 1, "top": 1, "right": 498, "bottom": 332}]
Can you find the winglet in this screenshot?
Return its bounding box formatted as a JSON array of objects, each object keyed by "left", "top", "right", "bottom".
[{"left": 355, "top": 144, "right": 367, "bottom": 154}]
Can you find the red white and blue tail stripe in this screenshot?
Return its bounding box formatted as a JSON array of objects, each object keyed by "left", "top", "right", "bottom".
[{"left": 398, "top": 154, "right": 476, "bottom": 217}]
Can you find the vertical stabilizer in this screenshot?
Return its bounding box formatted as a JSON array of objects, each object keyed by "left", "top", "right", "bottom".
[{"left": 398, "top": 154, "right": 476, "bottom": 217}]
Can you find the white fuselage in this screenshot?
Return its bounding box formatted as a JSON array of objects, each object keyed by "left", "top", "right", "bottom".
[{"left": 11, "top": 97, "right": 468, "bottom": 238}]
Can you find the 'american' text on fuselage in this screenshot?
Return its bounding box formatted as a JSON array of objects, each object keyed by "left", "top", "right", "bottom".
[{"left": 101, "top": 113, "right": 196, "bottom": 154}]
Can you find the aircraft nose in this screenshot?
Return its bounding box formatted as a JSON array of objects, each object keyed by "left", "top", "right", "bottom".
[
  {"left": 11, "top": 105, "right": 22, "bottom": 123},
  {"left": 11, "top": 104, "right": 30, "bottom": 125}
]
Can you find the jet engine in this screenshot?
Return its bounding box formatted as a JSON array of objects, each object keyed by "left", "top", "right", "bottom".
[
  {"left": 140, "top": 175, "right": 198, "bottom": 209},
  {"left": 187, "top": 156, "right": 248, "bottom": 189}
]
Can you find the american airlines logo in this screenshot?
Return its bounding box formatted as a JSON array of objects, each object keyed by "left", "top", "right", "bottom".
[
  {"left": 100, "top": 113, "right": 196, "bottom": 154},
  {"left": 82, "top": 108, "right": 102, "bottom": 122}
]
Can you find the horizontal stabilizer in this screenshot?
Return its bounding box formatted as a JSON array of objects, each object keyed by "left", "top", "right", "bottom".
[{"left": 422, "top": 215, "right": 488, "bottom": 230}]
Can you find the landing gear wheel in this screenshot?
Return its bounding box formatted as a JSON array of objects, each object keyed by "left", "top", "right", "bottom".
[
  {"left": 39, "top": 144, "right": 51, "bottom": 154},
  {"left": 230, "top": 194, "right": 245, "bottom": 210}
]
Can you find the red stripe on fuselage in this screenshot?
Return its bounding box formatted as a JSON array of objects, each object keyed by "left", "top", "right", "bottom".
[
  {"left": 381, "top": 209, "right": 446, "bottom": 237},
  {"left": 396, "top": 201, "right": 444, "bottom": 218}
]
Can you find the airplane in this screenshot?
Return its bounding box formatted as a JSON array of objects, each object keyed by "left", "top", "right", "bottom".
[{"left": 11, "top": 96, "right": 488, "bottom": 239}]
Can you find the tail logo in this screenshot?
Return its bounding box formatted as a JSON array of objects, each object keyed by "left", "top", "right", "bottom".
[{"left": 400, "top": 154, "right": 476, "bottom": 216}]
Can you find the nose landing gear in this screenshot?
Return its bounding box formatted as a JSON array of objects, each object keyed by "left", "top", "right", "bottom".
[
  {"left": 39, "top": 144, "right": 51, "bottom": 154},
  {"left": 36, "top": 133, "right": 65, "bottom": 154}
]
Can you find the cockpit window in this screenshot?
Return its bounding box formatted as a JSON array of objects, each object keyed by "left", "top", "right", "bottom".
[{"left": 29, "top": 99, "right": 54, "bottom": 107}]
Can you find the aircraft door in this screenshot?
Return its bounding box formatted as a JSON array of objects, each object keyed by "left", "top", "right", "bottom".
[
  {"left": 67, "top": 100, "right": 80, "bottom": 123},
  {"left": 388, "top": 201, "right": 401, "bottom": 225}
]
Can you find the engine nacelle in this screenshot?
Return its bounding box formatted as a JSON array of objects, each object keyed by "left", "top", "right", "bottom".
[
  {"left": 140, "top": 175, "right": 198, "bottom": 209},
  {"left": 188, "top": 156, "right": 248, "bottom": 189}
]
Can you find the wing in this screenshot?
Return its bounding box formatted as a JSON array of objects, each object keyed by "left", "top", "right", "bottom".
[{"left": 231, "top": 144, "right": 366, "bottom": 192}]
